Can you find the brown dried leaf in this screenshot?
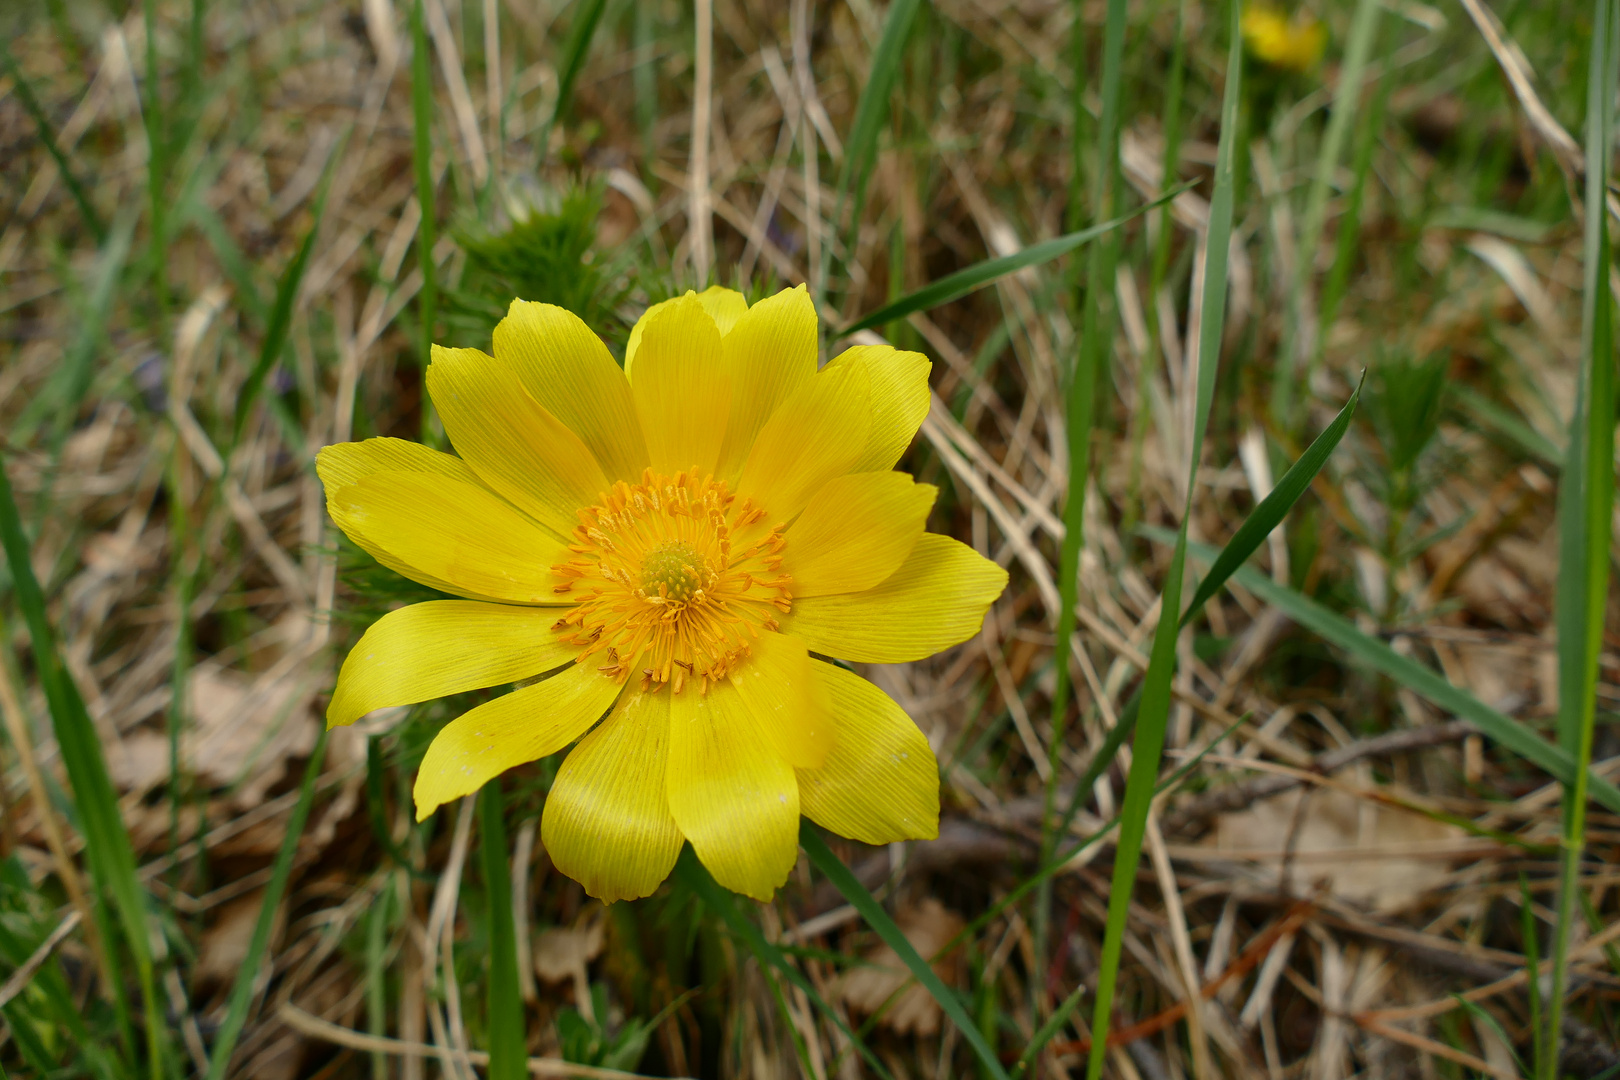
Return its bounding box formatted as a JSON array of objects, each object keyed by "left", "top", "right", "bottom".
[{"left": 838, "top": 898, "right": 965, "bottom": 1036}]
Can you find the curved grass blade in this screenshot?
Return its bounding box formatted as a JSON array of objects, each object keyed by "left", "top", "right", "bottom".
[
  {"left": 552, "top": 0, "right": 608, "bottom": 135},
  {"left": 1151, "top": 528, "right": 1620, "bottom": 815},
  {"left": 801, "top": 824, "right": 1011, "bottom": 1080},
  {"left": 1083, "top": 3, "right": 1242, "bottom": 1074},
  {"left": 479, "top": 779, "right": 525, "bottom": 1080},
  {"left": 411, "top": 0, "right": 439, "bottom": 443},
  {"left": 674, "top": 851, "right": 896, "bottom": 1080},
  {"left": 229, "top": 131, "right": 345, "bottom": 452},
  {"left": 205, "top": 728, "right": 329, "bottom": 1080},
  {"left": 838, "top": 186, "right": 1186, "bottom": 339},
  {"left": 0, "top": 463, "right": 167, "bottom": 1078},
  {"left": 1182, "top": 374, "right": 1363, "bottom": 618}
]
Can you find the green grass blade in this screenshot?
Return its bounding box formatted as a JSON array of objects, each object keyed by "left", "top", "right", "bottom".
[
  {"left": 1043, "top": 0, "right": 1127, "bottom": 999},
  {"left": 831, "top": 0, "right": 923, "bottom": 267},
  {"left": 1182, "top": 375, "right": 1362, "bottom": 618},
  {"left": 0, "top": 466, "right": 166, "bottom": 1079},
  {"left": 1545, "top": 0, "right": 1617, "bottom": 1070},
  {"left": 550, "top": 0, "right": 608, "bottom": 137},
  {"left": 229, "top": 133, "right": 343, "bottom": 452},
  {"left": 1083, "top": 3, "right": 1241, "bottom": 1074},
  {"left": 838, "top": 187, "right": 1185, "bottom": 338},
  {"left": 365, "top": 885, "right": 391, "bottom": 1080},
  {"left": 205, "top": 728, "right": 329, "bottom": 1080},
  {"left": 801, "top": 824, "right": 1011, "bottom": 1080},
  {"left": 479, "top": 779, "right": 525, "bottom": 1080},
  {"left": 0, "top": 48, "right": 106, "bottom": 243},
  {"left": 1452, "top": 996, "right": 1527, "bottom": 1078},
  {"left": 674, "top": 851, "right": 896, "bottom": 1080},
  {"left": 1153, "top": 530, "right": 1620, "bottom": 813},
  {"left": 411, "top": 0, "right": 439, "bottom": 442},
  {"left": 1015, "top": 981, "right": 1085, "bottom": 1076}
]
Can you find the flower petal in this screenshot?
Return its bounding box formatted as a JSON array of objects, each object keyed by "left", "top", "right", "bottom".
[
  {"left": 783, "top": 472, "right": 937, "bottom": 597},
  {"left": 824, "top": 345, "right": 931, "bottom": 473},
  {"left": 494, "top": 300, "right": 649, "bottom": 482},
  {"left": 627, "top": 293, "right": 732, "bottom": 476},
  {"left": 330, "top": 471, "right": 571, "bottom": 604},
  {"left": 328, "top": 600, "right": 577, "bottom": 728},
  {"left": 797, "top": 661, "right": 938, "bottom": 845},
  {"left": 317, "top": 439, "right": 503, "bottom": 598},
  {"left": 413, "top": 661, "right": 622, "bottom": 820},
  {"left": 737, "top": 360, "right": 870, "bottom": 522},
  {"left": 625, "top": 285, "right": 750, "bottom": 374},
  {"left": 715, "top": 285, "right": 818, "bottom": 480},
  {"left": 542, "top": 689, "right": 683, "bottom": 903},
  {"left": 783, "top": 534, "right": 1007, "bottom": 662},
  {"left": 666, "top": 680, "right": 799, "bottom": 900},
  {"left": 428, "top": 346, "right": 609, "bottom": 538},
  {"left": 729, "top": 631, "right": 830, "bottom": 769}
]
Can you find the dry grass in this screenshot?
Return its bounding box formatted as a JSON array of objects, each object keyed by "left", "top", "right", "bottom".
[{"left": 0, "top": 0, "right": 1617, "bottom": 1077}]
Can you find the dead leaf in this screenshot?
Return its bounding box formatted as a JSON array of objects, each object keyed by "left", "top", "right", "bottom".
[
  {"left": 1202, "top": 787, "right": 1471, "bottom": 912},
  {"left": 839, "top": 899, "right": 964, "bottom": 1036}
]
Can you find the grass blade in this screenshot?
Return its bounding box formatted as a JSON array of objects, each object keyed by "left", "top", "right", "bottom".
[
  {"left": 0, "top": 464, "right": 166, "bottom": 1079},
  {"left": 1545, "top": 0, "right": 1617, "bottom": 1070},
  {"left": 205, "top": 728, "right": 329, "bottom": 1080},
  {"left": 229, "top": 134, "right": 343, "bottom": 452},
  {"left": 1043, "top": 0, "right": 1128, "bottom": 1001},
  {"left": 1083, "top": 3, "right": 1241, "bottom": 1074},
  {"left": 801, "top": 824, "right": 1011, "bottom": 1080},
  {"left": 831, "top": 0, "right": 923, "bottom": 271},
  {"left": 1182, "top": 375, "right": 1362, "bottom": 617},
  {"left": 838, "top": 187, "right": 1185, "bottom": 338},
  {"left": 479, "top": 779, "right": 525, "bottom": 1080},
  {"left": 550, "top": 0, "right": 608, "bottom": 138},
  {"left": 0, "top": 48, "right": 106, "bottom": 243},
  {"left": 411, "top": 0, "right": 439, "bottom": 441},
  {"left": 1153, "top": 530, "right": 1620, "bottom": 814},
  {"left": 674, "top": 851, "right": 896, "bottom": 1080}
]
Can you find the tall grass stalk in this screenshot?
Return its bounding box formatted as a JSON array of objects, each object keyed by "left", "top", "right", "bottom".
[
  {"left": 479, "top": 779, "right": 525, "bottom": 1080},
  {"left": 410, "top": 0, "right": 439, "bottom": 441},
  {"left": 1544, "top": 0, "right": 1617, "bottom": 1072},
  {"left": 1042, "top": 0, "right": 1127, "bottom": 999},
  {"left": 1083, "top": 1, "right": 1241, "bottom": 1074}
]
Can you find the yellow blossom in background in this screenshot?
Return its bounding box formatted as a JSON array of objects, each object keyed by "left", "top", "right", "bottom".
[
  {"left": 1241, "top": 4, "right": 1327, "bottom": 71},
  {"left": 317, "top": 285, "right": 1007, "bottom": 902}
]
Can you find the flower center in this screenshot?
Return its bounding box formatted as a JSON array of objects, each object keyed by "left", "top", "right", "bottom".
[{"left": 551, "top": 469, "right": 792, "bottom": 693}]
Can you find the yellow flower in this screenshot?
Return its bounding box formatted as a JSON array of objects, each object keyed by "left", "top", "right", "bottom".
[
  {"left": 318, "top": 285, "right": 1007, "bottom": 902},
  {"left": 1241, "top": 5, "right": 1327, "bottom": 72}
]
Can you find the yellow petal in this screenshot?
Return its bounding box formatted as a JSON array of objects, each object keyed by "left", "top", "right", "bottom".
[
  {"left": 627, "top": 293, "right": 732, "bottom": 476},
  {"left": 328, "top": 600, "right": 577, "bottom": 728},
  {"left": 428, "top": 346, "right": 609, "bottom": 538},
  {"left": 784, "top": 472, "right": 936, "bottom": 597},
  {"left": 824, "top": 345, "right": 932, "bottom": 472},
  {"left": 797, "top": 661, "right": 939, "bottom": 845},
  {"left": 697, "top": 284, "right": 749, "bottom": 336},
  {"left": 737, "top": 360, "right": 870, "bottom": 521},
  {"left": 413, "top": 661, "right": 622, "bottom": 820},
  {"left": 624, "top": 285, "right": 750, "bottom": 374},
  {"left": 782, "top": 534, "right": 1007, "bottom": 662},
  {"left": 330, "top": 471, "right": 571, "bottom": 604},
  {"left": 494, "top": 300, "right": 649, "bottom": 482},
  {"left": 666, "top": 680, "right": 799, "bottom": 900},
  {"left": 542, "top": 689, "right": 683, "bottom": 903},
  {"left": 715, "top": 285, "right": 819, "bottom": 480},
  {"left": 729, "top": 631, "right": 830, "bottom": 769},
  {"left": 317, "top": 439, "right": 502, "bottom": 598}
]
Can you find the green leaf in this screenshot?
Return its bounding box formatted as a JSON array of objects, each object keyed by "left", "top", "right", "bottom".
[
  {"left": 837, "top": 186, "right": 1186, "bottom": 339},
  {"left": 1182, "top": 375, "right": 1362, "bottom": 618},
  {"left": 1083, "top": 3, "right": 1242, "bottom": 1075},
  {"left": 673, "top": 851, "right": 896, "bottom": 1080},
  {"left": 205, "top": 728, "right": 329, "bottom": 1080},
  {"left": 1149, "top": 528, "right": 1620, "bottom": 815},
  {"left": 0, "top": 456, "right": 167, "bottom": 1078},
  {"left": 480, "top": 779, "right": 526, "bottom": 1080},
  {"left": 801, "top": 824, "right": 1011, "bottom": 1080}
]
